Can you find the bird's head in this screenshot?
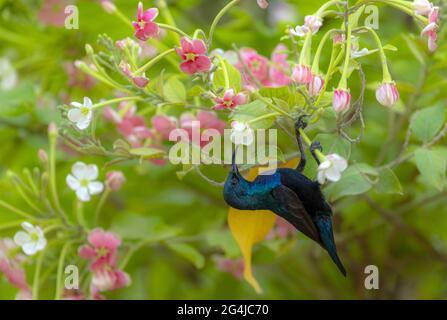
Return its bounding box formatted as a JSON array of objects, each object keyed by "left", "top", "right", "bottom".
[{"left": 223, "top": 147, "right": 251, "bottom": 209}]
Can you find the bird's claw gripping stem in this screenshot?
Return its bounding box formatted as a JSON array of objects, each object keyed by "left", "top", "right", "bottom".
[
  {"left": 295, "top": 115, "right": 308, "bottom": 131},
  {"left": 310, "top": 141, "right": 323, "bottom": 165}
]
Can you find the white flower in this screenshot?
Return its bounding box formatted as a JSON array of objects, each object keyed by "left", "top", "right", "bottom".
[
  {"left": 317, "top": 154, "right": 348, "bottom": 184},
  {"left": 230, "top": 121, "right": 254, "bottom": 146},
  {"left": 13, "top": 222, "right": 47, "bottom": 256},
  {"left": 289, "top": 25, "right": 311, "bottom": 37},
  {"left": 68, "top": 97, "right": 94, "bottom": 130},
  {"left": 0, "top": 58, "right": 18, "bottom": 90},
  {"left": 66, "top": 162, "right": 104, "bottom": 202},
  {"left": 413, "top": 0, "right": 433, "bottom": 15},
  {"left": 350, "top": 37, "right": 370, "bottom": 58}
]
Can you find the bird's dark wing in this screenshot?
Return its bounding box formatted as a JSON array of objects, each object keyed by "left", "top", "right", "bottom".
[{"left": 272, "top": 185, "right": 321, "bottom": 244}]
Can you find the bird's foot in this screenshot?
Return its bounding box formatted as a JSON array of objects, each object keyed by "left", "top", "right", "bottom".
[
  {"left": 310, "top": 141, "right": 323, "bottom": 153},
  {"left": 295, "top": 115, "right": 308, "bottom": 131}
]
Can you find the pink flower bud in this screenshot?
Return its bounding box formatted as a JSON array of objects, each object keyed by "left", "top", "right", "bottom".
[
  {"left": 413, "top": 0, "right": 433, "bottom": 16},
  {"left": 257, "top": 0, "right": 269, "bottom": 8},
  {"left": 100, "top": 0, "right": 116, "bottom": 14},
  {"left": 38, "top": 149, "right": 48, "bottom": 164},
  {"left": 307, "top": 75, "right": 324, "bottom": 97},
  {"left": 375, "top": 82, "right": 399, "bottom": 107},
  {"left": 332, "top": 89, "right": 351, "bottom": 113},
  {"left": 132, "top": 76, "right": 149, "bottom": 88},
  {"left": 48, "top": 122, "right": 58, "bottom": 137},
  {"left": 291, "top": 64, "right": 313, "bottom": 85},
  {"left": 151, "top": 115, "right": 178, "bottom": 140},
  {"left": 106, "top": 171, "right": 125, "bottom": 191},
  {"left": 304, "top": 15, "right": 323, "bottom": 34}
]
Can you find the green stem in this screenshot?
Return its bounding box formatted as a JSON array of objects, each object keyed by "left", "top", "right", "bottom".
[
  {"left": 93, "top": 96, "right": 143, "bottom": 109},
  {"left": 158, "top": 0, "right": 180, "bottom": 42},
  {"left": 32, "top": 251, "right": 45, "bottom": 300},
  {"left": 215, "top": 54, "right": 230, "bottom": 90},
  {"left": 76, "top": 62, "right": 132, "bottom": 93},
  {"left": 315, "top": 47, "right": 343, "bottom": 107},
  {"left": 0, "top": 220, "right": 26, "bottom": 231},
  {"left": 94, "top": 188, "right": 111, "bottom": 225},
  {"left": 316, "top": 0, "right": 343, "bottom": 15},
  {"left": 311, "top": 29, "right": 338, "bottom": 73},
  {"left": 252, "top": 92, "right": 293, "bottom": 119},
  {"left": 113, "top": 7, "right": 133, "bottom": 27},
  {"left": 298, "top": 128, "right": 326, "bottom": 163},
  {"left": 49, "top": 131, "right": 69, "bottom": 225},
  {"left": 76, "top": 200, "right": 87, "bottom": 229},
  {"left": 55, "top": 242, "right": 72, "bottom": 300},
  {"left": 0, "top": 200, "right": 35, "bottom": 220},
  {"left": 338, "top": 8, "right": 352, "bottom": 89},
  {"left": 247, "top": 113, "right": 281, "bottom": 125},
  {"left": 208, "top": 0, "right": 241, "bottom": 46},
  {"left": 158, "top": 23, "right": 189, "bottom": 37},
  {"left": 299, "top": 33, "right": 313, "bottom": 65},
  {"left": 361, "top": 26, "right": 392, "bottom": 82},
  {"left": 134, "top": 48, "right": 176, "bottom": 75}
]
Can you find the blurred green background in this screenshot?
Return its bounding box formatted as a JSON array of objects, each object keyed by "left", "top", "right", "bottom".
[{"left": 1, "top": 0, "right": 447, "bottom": 299}]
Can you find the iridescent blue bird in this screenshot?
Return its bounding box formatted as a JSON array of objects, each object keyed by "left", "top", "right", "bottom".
[{"left": 223, "top": 117, "right": 346, "bottom": 276}]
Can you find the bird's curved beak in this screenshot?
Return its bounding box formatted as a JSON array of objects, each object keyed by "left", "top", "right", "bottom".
[{"left": 231, "top": 146, "right": 239, "bottom": 174}]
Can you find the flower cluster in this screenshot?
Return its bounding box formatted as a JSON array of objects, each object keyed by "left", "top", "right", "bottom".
[
  {"left": 416, "top": 0, "right": 440, "bottom": 52},
  {"left": 79, "top": 229, "right": 131, "bottom": 299}
]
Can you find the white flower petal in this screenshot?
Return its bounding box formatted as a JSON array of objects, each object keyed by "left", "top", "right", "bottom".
[
  {"left": 317, "top": 171, "right": 326, "bottom": 184},
  {"left": 67, "top": 108, "right": 83, "bottom": 123},
  {"left": 76, "top": 118, "right": 91, "bottom": 130},
  {"left": 325, "top": 166, "right": 342, "bottom": 182},
  {"left": 88, "top": 181, "right": 104, "bottom": 195},
  {"left": 318, "top": 160, "right": 331, "bottom": 170},
  {"left": 66, "top": 174, "right": 80, "bottom": 191},
  {"left": 70, "top": 102, "right": 83, "bottom": 108},
  {"left": 84, "top": 164, "right": 99, "bottom": 180},
  {"left": 21, "top": 222, "right": 35, "bottom": 233},
  {"left": 334, "top": 157, "right": 348, "bottom": 172},
  {"left": 14, "top": 231, "right": 31, "bottom": 246},
  {"left": 72, "top": 162, "right": 87, "bottom": 179},
  {"left": 83, "top": 97, "right": 93, "bottom": 108},
  {"left": 76, "top": 187, "right": 91, "bottom": 202},
  {"left": 36, "top": 237, "right": 47, "bottom": 251},
  {"left": 22, "top": 242, "right": 38, "bottom": 256}
]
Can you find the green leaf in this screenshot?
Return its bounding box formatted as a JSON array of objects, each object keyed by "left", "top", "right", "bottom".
[
  {"left": 259, "top": 86, "right": 290, "bottom": 102},
  {"left": 130, "top": 147, "right": 165, "bottom": 159},
  {"left": 111, "top": 214, "right": 179, "bottom": 241},
  {"left": 165, "top": 242, "right": 205, "bottom": 269},
  {"left": 164, "top": 77, "right": 186, "bottom": 103},
  {"left": 324, "top": 163, "right": 378, "bottom": 201},
  {"left": 314, "top": 133, "right": 351, "bottom": 159},
  {"left": 230, "top": 100, "right": 275, "bottom": 129},
  {"left": 375, "top": 168, "right": 403, "bottom": 195},
  {"left": 414, "top": 148, "right": 446, "bottom": 191},
  {"left": 0, "top": 81, "right": 36, "bottom": 115},
  {"left": 410, "top": 104, "right": 446, "bottom": 142},
  {"left": 213, "top": 59, "right": 241, "bottom": 91}
]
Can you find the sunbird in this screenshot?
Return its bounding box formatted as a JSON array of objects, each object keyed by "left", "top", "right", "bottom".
[{"left": 223, "top": 117, "right": 346, "bottom": 276}]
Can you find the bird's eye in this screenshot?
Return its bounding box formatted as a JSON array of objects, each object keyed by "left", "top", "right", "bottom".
[{"left": 231, "top": 177, "right": 238, "bottom": 185}]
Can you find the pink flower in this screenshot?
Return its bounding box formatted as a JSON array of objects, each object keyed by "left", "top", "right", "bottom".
[
  {"left": 421, "top": 6, "right": 439, "bottom": 52},
  {"left": 413, "top": 0, "right": 433, "bottom": 15},
  {"left": 176, "top": 37, "right": 212, "bottom": 75},
  {"left": 151, "top": 115, "right": 178, "bottom": 140},
  {"left": 64, "top": 62, "right": 96, "bottom": 90},
  {"left": 106, "top": 171, "right": 126, "bottom": 191},
  {"left": 332, "top": 89, "right": 351, "bottom": 113},
  {"left": 213, "top": 89, "right": 246, "bottom": 110},
  {"left": 291, "top": 64, "right": 313, "bottom": 85},
  {"left": 0, "top": 239, "right": 30, "bottom": 293},
  {"left": 100, "top": 0, "right": 116, "bottom": 14},
  {"left": 132, "top": 2, "right": 159, "bottom": 41},
  {"left": 78, "top": 228, "right": 121, "bottom": 271},
  {"left": 91, "top": 269, "right": 131, "bottom": 293},
  {"left": 304, "top": 15, "right": 323, "bottom": 34},
  {"left": 269, "top": 44, "right": 291, "bottom": 87},
  {"left": 236, "top": 48, "right": 269, "bottom": 85},
  {"left": 376, "top": 82, "right": 399, "bottom": 107},
  {"left": 290, "top": 15, "right": 323, "bottom": 37},
  {"left": 175, "top": 111, "right": 226, "bottom": 148},
  {"left": 257, "top": 0, "right": 269, "bottom": 8},
  {"left": 267, "top": 217, "right": 296, "bottom": 240},
  {"left": 216, "top": 257, "right": 244, "bottom": 279},
  {"left": 38, "top": 0, "right": 71, "bottom": 27},
  {"left": 308, "top": 75, "right": 324, "bottom": 97},
  {"left": 119, "top": 61, "right": 149, "bottom": 88},
  {"left": 332, "top": 33, "right": 345, "bottom": 45}
]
